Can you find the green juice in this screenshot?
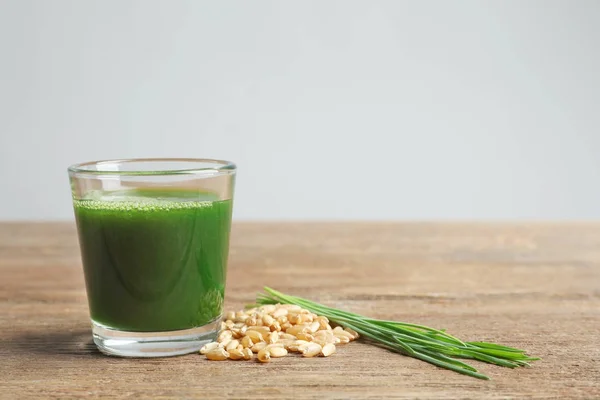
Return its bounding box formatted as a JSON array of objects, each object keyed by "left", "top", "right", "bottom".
[{"left": 73, "top": 189, "right": 232, "bottom": 332}]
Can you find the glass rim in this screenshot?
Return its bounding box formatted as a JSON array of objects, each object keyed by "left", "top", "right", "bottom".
[{"left": 68, "top": 158, "right": 236, "bottom": 177}]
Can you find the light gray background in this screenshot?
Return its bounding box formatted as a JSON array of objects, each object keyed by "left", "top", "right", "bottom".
[{"left": 1, "top": 0, "right": 599, "bottom": 220}]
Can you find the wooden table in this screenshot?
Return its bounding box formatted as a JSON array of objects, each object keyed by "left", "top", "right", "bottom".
[{"left": 1, "top": 223, "right": 599, "bottom": 399}]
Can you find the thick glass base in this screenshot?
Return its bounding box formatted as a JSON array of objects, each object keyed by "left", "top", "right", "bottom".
[{"left": 91, "top": 319, "right": 220, "bottom": 357}]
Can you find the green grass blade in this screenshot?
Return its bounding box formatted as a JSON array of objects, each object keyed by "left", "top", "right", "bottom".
[{"left": 256, "top": 288, "right": 538, "bottom": 380}]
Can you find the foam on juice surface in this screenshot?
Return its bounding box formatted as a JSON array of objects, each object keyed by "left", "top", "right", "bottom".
[{"left": 73, "top": 190, "right": 218, "bottom": 212}]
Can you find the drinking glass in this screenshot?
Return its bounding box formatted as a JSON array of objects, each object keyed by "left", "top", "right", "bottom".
[{"left": 68, "top": 158, "right": 235, "bottom": 357}]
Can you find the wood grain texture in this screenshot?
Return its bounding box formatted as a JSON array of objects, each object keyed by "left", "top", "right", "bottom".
[{"left": 1, "top": 222, "right": 599, "bottom": 399}]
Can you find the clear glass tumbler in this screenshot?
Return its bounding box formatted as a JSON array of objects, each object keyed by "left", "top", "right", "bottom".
[{"left": 68, "top": 158, "right": 236, "bottom": 357}]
